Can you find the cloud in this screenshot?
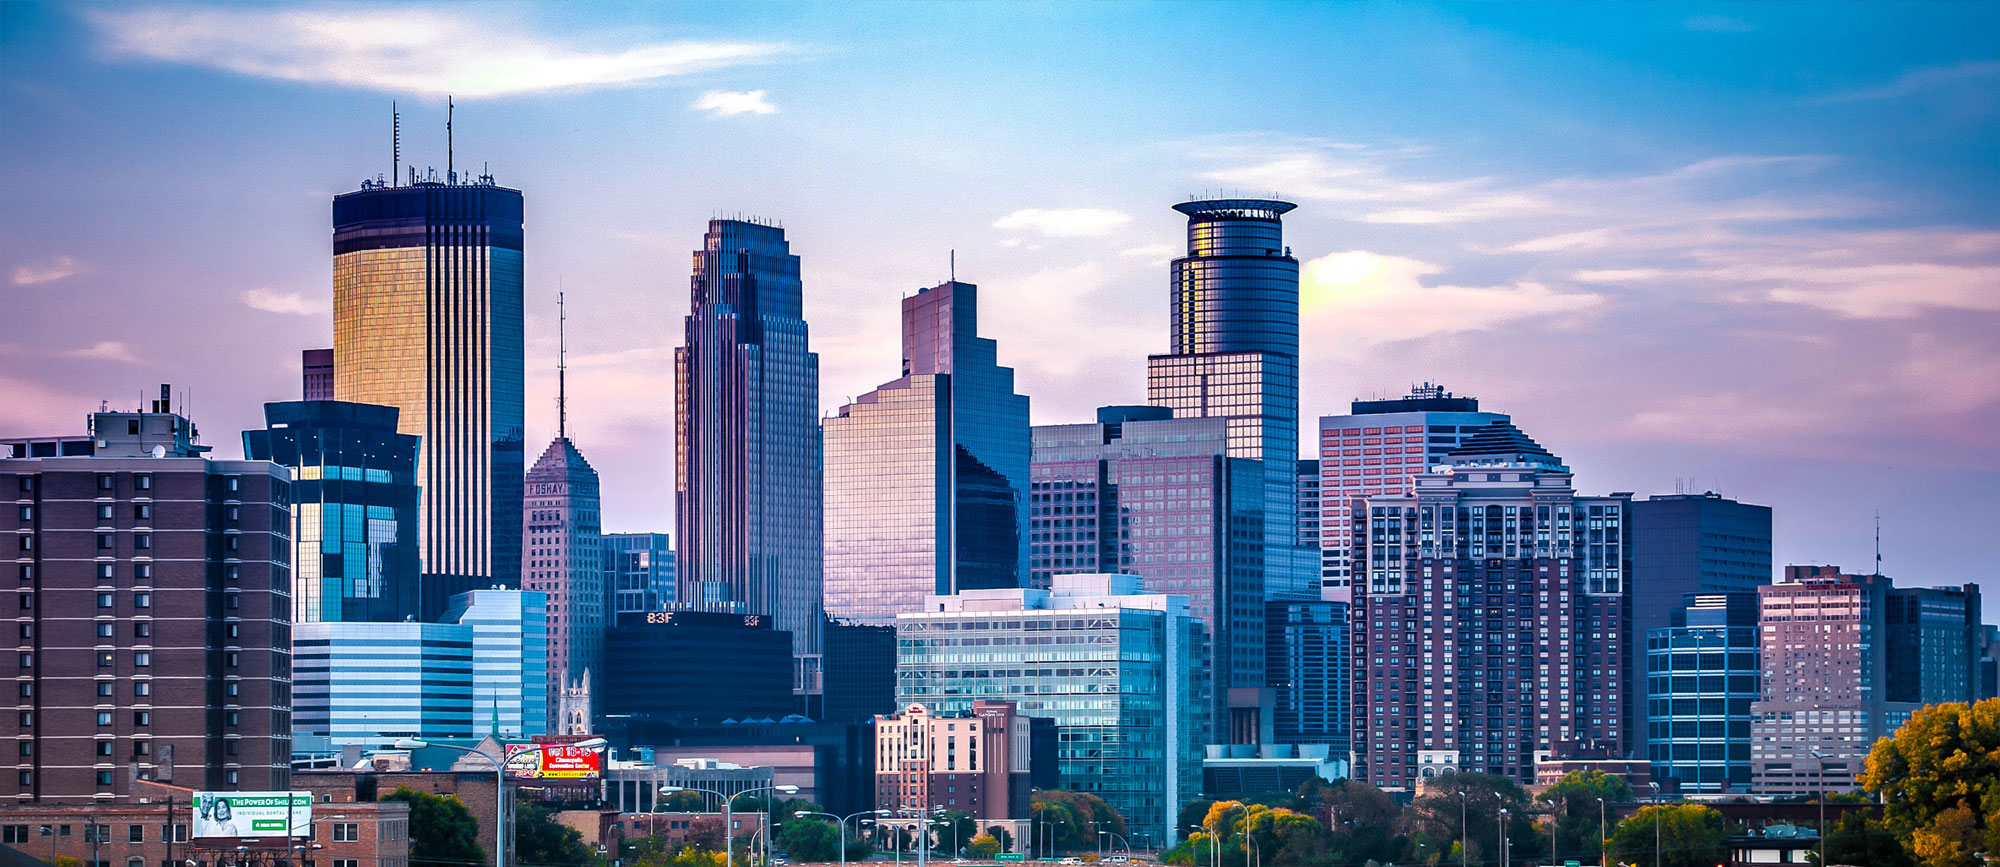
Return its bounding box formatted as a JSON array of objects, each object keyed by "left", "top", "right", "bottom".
[
  {"left": 12, "top": 255, "right": 81, "bottom": 286},
  {"left": 690, "top": 89, "right": 776, "bottom": 116},
  {"left": 1813, "top": 60, "right": 2000, "bottom": 104},
  {"left": 60, "top": 341, "right": 141, "bottom": 364},
  {"left": 991, "top": 208, "right": 1133, "bottom": 238},
  {"left": 1118, "top": 243, "right": 1179, "bottom": 265},
  {"left": 240, "top": 288, "right": 329, "bottom": 315},
  {"left": 1683, "top": 15, "right": 1754, "bottom": 33},
  {"left": 86, "top": 7, "right": 791, "bottom": 97},
  {"left": 1300, "top": 250, "right": 1602, "bottom": 345}
]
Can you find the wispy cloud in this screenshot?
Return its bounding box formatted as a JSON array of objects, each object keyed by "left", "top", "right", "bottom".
[
  {"left": 1813, "top": 60, "right": 2000, "bottom": 104},
  {"left": 240, "top": 288, "right": 329, "bottom": 316},
  {"left": 61, "top": 341, "right": 141, "bottom": 364},
  {"left": 86, "top": 7, "right": 792, "bottom": 97},
  {"left": 691, "top": 89, "right": 776, "bottom": 117},
  {"left": 12, "top": 255, "right": 81, "bottom": 286},
  {"left": 1301, "top": 250, "right": 1602, "bottom": 344},
  {"left": 992, "top": 208, "right": 1133, "bottom": 238},
  {"left": 1683, "top": 15, "right": 1754, "bottom": 33}
]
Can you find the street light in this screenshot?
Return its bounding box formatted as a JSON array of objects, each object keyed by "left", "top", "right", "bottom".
[
  {"left": 1811, "top": 748, "right": 1829, "bottom": 867},
  {"left": 798, "top": 809, "right": 890, "bottom": 867},
  {"left": 659, "top": 782, "right": 799, "bottom": 867},
  {"left": 1648, "top": 782, "right": 1663, "bottom": 867},
  {"left": 1456, "top": 791, "right": 1468, "bottom": 867},
  {"left": 396, "top": 735, "right": 607, "bottom": 867},
  {"left": 1496, "top": 808, "right": 1509, "bottom": 867},
  {"left": 1597, "top": 796, "right": 1607, "bottom": 865}
]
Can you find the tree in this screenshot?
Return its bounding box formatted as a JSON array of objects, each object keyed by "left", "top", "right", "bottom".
[
  {"left": 1312, "top": 779, "right": 1403, "bottom": 867},
  {"left": 1397, "top": 773, "right": 1534, "bottom": 867},
  {"left": 968, "top": 833, "right": 1002, "bottom": 859},
  {"left": 1606, "top": 804, "right": 1726, "bottom": 867},
  {"left": 778, "top": 817, "right": 842, "bottom": 863},
  {"left": 659, "top": 790, "right": 710, "bottom": 812},
  {"left": 937, "top": 810, "right": 977, "bottom": 855},
  {"left": 1823, "top": 809, "right": 1914, "bottom": 867},
  {"left": 1862, "top": 699, "right": 2000, "bottom": 867},
  {"left": 984, "top": 825, "right": 1014, "bottom": 852},
  {"left": 1033, "top": 791, "right": 1128, "bottom": 852},
  {"left": 515, "top": 801, "right": 602, "bottom": 867},
  {"left": 1538, "top": 770, "right": 1634, "bottom": 864},
  {"left": 383, "top": 787, "right": 486, "bottom": 867}
]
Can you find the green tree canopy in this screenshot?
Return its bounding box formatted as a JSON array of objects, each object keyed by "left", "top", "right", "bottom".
[
  {"left": 1313, "top": 779, "right": 1404, "bottom": 867},
  {"left": 383, "top": 786, "right": 486, "bottom": 867},
  {"left": 514, "top": 801, "right": 602, "bottom": 867},
  {"left": 1862, "top": 699, "right": 2000, "bottom": 867},
  {"left": 1536, "top": 770, "right": 1634, "bottom": 863},
  {"left": 778, "top": 817, "right": 841, "bottom": 863},
  {"left": 658, "top": 790, "right": 710, "bottom": 812},
  {"left": 1397, "top": 773, "right": 1535, "bottom": 867},
  {"left": 1607, "top": 804, "right": 1726, "bottom": 867},
  {"left": 1824, "top": 809, "right": 1914, "bottom": 867},
  {"left": 1033, "top": 791, "right": 1128, "bottom": 851}
]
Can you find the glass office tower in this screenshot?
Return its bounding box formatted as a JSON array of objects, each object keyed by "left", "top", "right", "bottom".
[
  {"left": 1646, "top": 592, "right": 1759, "bottom": 794},
  {"left": 603, "top": 532, "right": 675, "bottom": 614},
  {"left": 675, "top": 219, "right": 823, "bottom": 690},
  {"left": 1146, "top": 198, "right": 1313, "bottom": 600},
  {"left": 243, "top": 400, "right": 421, "bottom": 622},
  {"left": 332, "top": 178, "right": 525, "bottom": 618},
  {"left": 443, "top": 588, "right": 550, "bottom": 737},
  {"left": 825, "top": 280, "right": 1030, "bottom": 624}
]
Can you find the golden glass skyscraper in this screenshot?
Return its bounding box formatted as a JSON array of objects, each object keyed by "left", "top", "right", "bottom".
[{"left": 333, "top": 177, "right": 525, "bottom": 618}]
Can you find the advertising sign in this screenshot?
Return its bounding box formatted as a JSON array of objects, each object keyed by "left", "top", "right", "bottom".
[
  {"left": 504, "top": 743, "right": 602, "bottom": 780},
  {"left": 191, "top": 791, "right": 312, "bottom": 839}
]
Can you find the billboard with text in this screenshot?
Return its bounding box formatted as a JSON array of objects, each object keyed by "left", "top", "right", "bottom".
[
  {"left": 191, "top": 791, "right": 312, "bottom": 839},
  {"left": 505, "top": 743, "right": 602, "bottom": 780}
]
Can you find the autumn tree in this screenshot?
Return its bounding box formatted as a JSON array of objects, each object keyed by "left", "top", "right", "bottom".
[
  {"left": 1861, "top": 699, "right": 2000, "bottom": 867},
  {"left": 967, "top": 833, "right": 1002, "bottom": 859}
]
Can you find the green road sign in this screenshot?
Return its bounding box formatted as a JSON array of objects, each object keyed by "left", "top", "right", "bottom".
[{"left": 996, "top": 855, "right": 1026, "bottom": 862}]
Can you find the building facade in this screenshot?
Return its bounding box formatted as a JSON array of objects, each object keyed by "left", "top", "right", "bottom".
[
  {"left": 242, "top": 400, "right": 421, "bottom": 623},
  {"left": 3, "top": 401, "right": 293, "bottom": 799},
  {"left": 441, "top": 589, "right": 549, "bottom": 739},
  {"left": 292, "top": 621, "right": 475, "bottom": 751},
  {"left": 872, "top": 701, "right": 1034, "bottom": 822},
  {"left": 303, "top": 348, "right": 335, "bottom": 401},
  {"left": 1885, "top": 583, "right": 1982, "bottom": 707},
  {"left": 1146, "top": 198, "right": 1312, "bottom": 601},
  {"left": 604, "top": 533, "right": 674, "bottom": 615},
  {"left": 894, "top": 574, "right": 1208, "bottom": 844},
  {"left": 600, "top": 611, "right": 797, "bottom": 726},
  {"left": 824, "top": 280, "right": 1030, "bottom": 625},
  {"left": 1029, "top": 409, "right": 1263, "bottom": 738},
  {"left": 1315, "top": 384, "right": 1507, "bottom": 602},
  {"left": 525, "top": 437, "right": 603, "bottom": 725},
  {"left": 1266, "top": 599, "right": 1350, "bottom": 753},
  {"left": 332, "top": 179, "right": 526, "bottom": 618},
  {"left": 821, "top": 619, "right": 896, "bottom": 726},
  {"left": 1645, "top": 592, "right": 1760, "bottom": 794},
  {"left": 1628, "top": 492, "right": 1772, "bottom": 730},
  {"left": 675, "top": 219, "right": 823, "bottom": 691},
  {"left": 1348, "top": 422, "right": 1632, "bottom": 790}
]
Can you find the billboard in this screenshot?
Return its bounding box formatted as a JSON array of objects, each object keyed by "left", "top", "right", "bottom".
[
  {"left": 505, "top": 743, "right": 602, "bottom": 780},
  {"left": 191, "top": 791, "right": 312, "bottom": 839}
]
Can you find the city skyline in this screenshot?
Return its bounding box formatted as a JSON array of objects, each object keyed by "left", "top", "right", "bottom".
[{"left": 3, "top": 3, "right": 1998, "bottom": 587}]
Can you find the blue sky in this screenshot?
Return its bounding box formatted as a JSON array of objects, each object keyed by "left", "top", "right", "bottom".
[{"left": 2, "top": 2, "right": 1996, "bottom": 588}]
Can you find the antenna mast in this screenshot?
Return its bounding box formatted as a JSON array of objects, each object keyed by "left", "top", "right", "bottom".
[
  {"left": 392, "top": 101, "right": 400, "bottom": 185},
  {"left": 1874, "top": 510, "right": 1882, "bottom": 576},
  {"left": 557, "top": 286, "right": 567, "bottom": 441},
  {"left": 950, "top": 249, "right": 955, "bottom": 283},
  {"left": 446, "top": 95, "right": 454, "bottom": 182}
]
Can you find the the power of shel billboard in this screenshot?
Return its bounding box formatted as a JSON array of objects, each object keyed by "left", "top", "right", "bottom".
[
  {"left": 191, "top": 791, "right": 312, "bottom": 839},
  {"left": 504, "top": 743, "right": 602, "bottom": 780}
]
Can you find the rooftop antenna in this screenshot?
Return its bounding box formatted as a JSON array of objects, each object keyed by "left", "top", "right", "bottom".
[
  {"left": 446, "top": 95, "right": 454, "bottom": 183},
  {"left": 392, "top": 101, "right": 400, "bottom": 187},
  {"left": 1874, "top": 510, "right": 1882, "bottom": 576},
  {"left": 557, "top": 284, "right": 567, "bottom": 441},
  {"left": 950, "top": 249, "right": 955, "bottom": 283}
]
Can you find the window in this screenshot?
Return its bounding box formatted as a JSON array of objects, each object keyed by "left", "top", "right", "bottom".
[
  {"left": 16, "top": 565, "right": 29, "bottom": 582},
  {"left": 96, "top": 741, "right": 113, "bottom": 757},
  {"left": 97, "top": 474, "right": 114, "bottom": 491},
  {"left": 133, "top": 504, "right": 150, "bottom": 521},
  {"left": 225, "top": 565, "right": 238, "bottom": 582},
  {"left": 223, "top": 740, "right": 237, "bottom": 756},
  {"left": 134, "top": 563, "right": 150, "bottom": 581},
  {"left": 97, "top": 712, "right": 113, "bottom": 726},
  {"left": 134, "top": 593, "right": 151, "bottom": 609},
  {"left": 223, "top": 623, "right": 236, "bottom": 639},
  {"left": 96, "top": 682, "right": 112, "bottom": 697},
  {"left": 3, "top": 826, "right": 28, "bottom": 843},
  {"left": 14, "top": 772, "right": 26, "bottom": 786},
  {"left": 225, "top": 477, "right": 241, "bottom": 493},
  {"left": 133, "top": 711, "right": 150, "bottom": 726},
  {"left": 17, "top": 624, "right": 29, "bottom": 640},
  {"left": 224, "top": 711, "right": 238, "bottom": 726},
  {"left": 134, "top": 475, "right": 150, "bottom": 491},
  {"left": 16, "top": 507, "right": 29, "bottom": 522},
  {"left": 133, "top": 652, "right": 150, "bottom": 667},
  {"left": 128, "top": 826, "right": 144, "bottom": 844},
  {"left": 96, "top": 503, "right": 113, "bottom": 521},
  {"left": 98, "top": 623, "right": 114, "bottom": 638},
  {"left": 224, "top": 682, "right": 239, "bottom": 698},
  {"left": 97, "top": 563, "right": 114, "bottom": 581},
  {"left": 96, "top": 771, "right": 113, "bottom": 786},
  {"left": 226, "top": 594, "right": 239, "bottom": 610},
  {"left": 15, "top": 654, "right": 26, "bottom": 669},
  {"left": 98, "top": 652, "right": 114, "bottom": 668},
  {"left": 15, "top": 743, "right": 28, "bottom": 757},
  {"left": 225, "top": 506, "right": 239, "bottom": 523},
  {"left": 133, "top": 622, "right": 150, "bottom": 639},
  {"left": 97, "top": 533, "right": 113, "bottom": 549},
  {"left": 15, "top": 477, "right": 29, "bottom": 493},
  {"left": 133, "top": 740, "right": 149, "bottom": 755},
  {"left": 225, "top": 536, "right": 239, "bottom": 553},
  {"left": 332, "top": 824, "right": 359, "bottom": 843},
  {"left": 134, "top": 534, "right": 150, "bottom": 550},
  {"left": 14, "top": 538, "right": 26, "bottom": 552},
  {"left": 224, "top": 770, "right": 238, "bottom": 785},
  {"left": 16, "top": 683, "right": 30, "bottom": 699},
  {"left": 133, "top": 682, "right": 150, "bottom": 697},
  {"left": 98, "top": 593, "right": 114, "bottom": 609}
]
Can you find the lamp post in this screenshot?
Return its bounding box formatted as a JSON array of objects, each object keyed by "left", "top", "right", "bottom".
[
  {"left": 1597, "top": 797, "right": 1606, "bottom": 866},
  {"left": 1457, "top": 791, "right": 1468, "bottom": 867},
  {"left": 396, "top": 735, "right": 607, "bottom": 867},
  {"left": 1649, "top": 781, "right": 1662, "bottom": 867},
  {"left": 658, "top": 782, "right": 799, "bottom": 867},
  {"left": 1811, "top": 748, "right": 1829, "bottom": 867},
  {"left": 1496, "top": 808, "right": 1509, "bottom": 867},
  {"left": 797, "top": 809, "right": 889, "bottom": 867}
]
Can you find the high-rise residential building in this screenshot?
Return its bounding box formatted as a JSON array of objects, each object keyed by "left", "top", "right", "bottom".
[
  {"left": 1029, "top": 407, "right": 1264, "bottom": 738},
  {"left": 1316, "top": 384, "right": 1508, "bottom": 602},
  {"left": 525, "top": 436, "right": 602, "bottom": 727},
  {"left": 443, "top": 589, "right": 549, "bottom": 739},
  {"left": 675, "top": 219, "right": 823, "bottom": 691},
  {"left": 1628, "top": 492, "right": 1772, "bottom": 725},
  {"left": 1146, "top": 198, "right": 1313, "bottom": 600},
  {"left": 243, "top": 400, "right": 420, "bottom": 623},
  {"left": 332, "top": 177, "right": 525, "bottom": 618},
  {"left": 894, "top": 574, "right": 1208, "bottom": 845},
  {"left": 872, "top": 701, "right": 1036, "bottom": 831},
  {"left": 1296, "top": 459, "right": 1320, "bottom": 553},
  {"left": 1348, "top": 421, "right": 1632, "bottom": 790},
  {"left": 603, "top": 532, "right": 675, "bottom": 615},
  {"left": 2, "top": 395, "right": 293, "bottom": 798},
  {"left": 292, "top": 621, "right": 475, "bottom": 751},
  {"left": 825, "top": 280, "right": 1030, "bottom": 625},
  {"left": 1266, "top": 599, "right": 1350, "bottom": 753},
  {"left": 303, "top": 348, "right": 334, "bottom": 401},
  {"left": 1749, "top": 567, "right": 1982, "bottom": 795},
  {"left": 1645, "top": 592, "right": 1760, "bottom": 794}
]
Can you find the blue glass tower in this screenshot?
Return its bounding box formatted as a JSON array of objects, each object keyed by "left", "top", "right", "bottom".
[
  {"left": 1146, "top": 199, "right": 1312, "bottom": 602},
  {"left": 824, "top": 280, "right": 1031, "bottom": 624},
  {"left": 675, "top": 219, "right": 823, "bottom": 688},
  {"left": 243, "top": 400, "right": 421, "bottom": 622}
]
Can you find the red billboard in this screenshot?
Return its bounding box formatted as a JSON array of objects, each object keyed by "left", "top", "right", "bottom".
[{"left": 505, "top": 743, "right": 602, "bottom": 780}]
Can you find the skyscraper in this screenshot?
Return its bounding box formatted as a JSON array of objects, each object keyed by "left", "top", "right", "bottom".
[
  {"left": 603, "top": 532, "right": 675, "bottom": 615},
  {"left": 1348, "top": 422, "right": 1633, "bottom": 789},
  {"left": 1646, "top": 592, "right": 1760, "bottom": 794},
  {"left": 675, "top": 219, "right": 823, "bottom": 689},
  {"left": 443, "top": 588, "right": 549, "bottom": 739},
  {"left": 1146, "top": 198, "right": 1313, "bottom": 600},
  {"left": 525, "top": 436, "right": 602, "bottom": 726},
  {"left": 1628, "top": 492, "right": 1772, "bottom": 725},
  {"left": 1029, "top": 408, "right": 1264, "bottom": 737},
  {"left": 1316, "top": 384, "right": 1508, "bottom": 601},
  {"left": 303, "top": 348, "right": 334, "bottom": 401},
  {"left": 3, "top": 396, "right": 293, "bottom": 797},
  {"left": 825, "top": 279, "right": 1030, "bottom": 624},
  {"left": 332, "top": 176, "right": 525, "bottom": 618},
  {"left": 1266, "top": 599, "right": 1351, "bottom": 753},
  {"left": 243, "top": 400, "right": 421, "bottom": 623}
]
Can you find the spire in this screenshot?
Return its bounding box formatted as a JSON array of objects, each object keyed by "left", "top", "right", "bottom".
[{"left": 557, "top": 287, "right": 567, "bottom": 441}]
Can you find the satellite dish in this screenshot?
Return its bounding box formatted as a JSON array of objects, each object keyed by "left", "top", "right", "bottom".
[{"left": 151, "top": 445, "right": 166, "bottom": 459}]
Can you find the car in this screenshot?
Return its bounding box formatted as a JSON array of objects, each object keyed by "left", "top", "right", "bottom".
[{"left": 1059, "top": 859, "right": 1082, "bottom": 865}]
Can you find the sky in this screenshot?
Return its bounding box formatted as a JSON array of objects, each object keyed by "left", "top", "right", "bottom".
[{"left": 2, "top": 2, "right": 1997, "bottom": 589}]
